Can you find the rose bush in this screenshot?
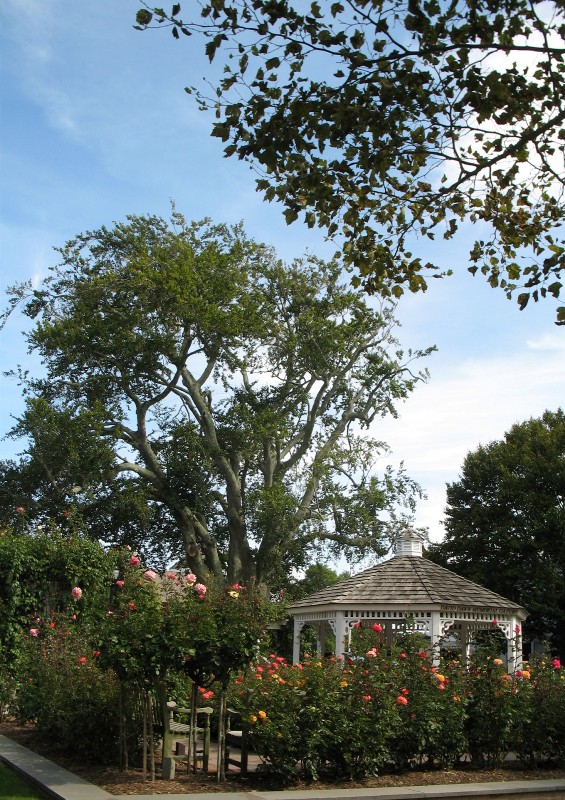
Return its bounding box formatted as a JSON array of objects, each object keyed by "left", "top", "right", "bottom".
[
  {"left": 0, "top": 529, "right": 120, "bottom": 669},
  {"left": 14, "top": 612, "right": 127, "bottom": 763},
  {"left": 96, "top": 561, "right": 270, "bottom": 690},
  {"left": 229, "top": 631, "right": 565, "bottom": 784},
  {"left": 511, "top": 656, "right": 565, "bottom": 767}
]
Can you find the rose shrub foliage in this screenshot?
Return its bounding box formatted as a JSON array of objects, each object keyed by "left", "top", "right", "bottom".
[{"left": 228, "top": 630, "right": 565, "bottom": 782}]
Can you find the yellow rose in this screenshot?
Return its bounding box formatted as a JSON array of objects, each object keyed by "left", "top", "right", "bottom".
[
  {"left": 435, "top": 674, "right": 446, "bottom": 682},
  {"left": 258, "top": 710, "right": 267, "bottom": 719},
  {"left": 340, "top": 680, "right": 348, "bottom": 687},
  {"left": 249, "top": 714, "right": 258, "bottom": 724}
]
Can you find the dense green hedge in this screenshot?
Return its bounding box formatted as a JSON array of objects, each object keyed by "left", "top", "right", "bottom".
[{"left": 0, "top": 530, "right": 119, "bottom": 668}]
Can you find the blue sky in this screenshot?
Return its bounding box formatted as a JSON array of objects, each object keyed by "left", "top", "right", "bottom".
[{"left": 1, "top": 0, "right": 563, "bottom": 546}]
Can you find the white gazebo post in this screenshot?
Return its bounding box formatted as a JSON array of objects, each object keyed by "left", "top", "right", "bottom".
[
  {"left": 292, "top": 619, "right": 304, "bottom": 663},
  {"left": 461, "top": 621, "right": 473, "bottom": 667},
  {"left": 333, "top": 612, "right": 347, "bottom": 659},
  {"left": 507, "top": 616, "right": 523, "bottom": 672},
  {"left": 429, "top": 611, "right": 443, "bottom": 667}
]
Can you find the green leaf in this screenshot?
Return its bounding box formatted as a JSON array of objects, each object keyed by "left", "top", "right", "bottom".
[{"left": 135, "top": 9, "right": 153, "bottom": 25}]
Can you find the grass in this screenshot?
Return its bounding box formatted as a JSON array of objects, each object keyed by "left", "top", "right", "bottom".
[{"left": 0, "top": 760, "right": 43, "bottom": 799}]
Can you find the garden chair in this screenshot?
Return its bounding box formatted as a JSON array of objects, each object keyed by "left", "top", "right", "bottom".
[{"left": 161, "top": 700, "right": 213, "bottom": 779}]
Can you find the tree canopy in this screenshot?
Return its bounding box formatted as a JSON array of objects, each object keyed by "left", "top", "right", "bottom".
[
  {"left": 428, "top": 409, "right": 565, "bottom": 658},
  {"left": 2, "top": 212, "right": 429, "bottom": 588},
  {"left": 135, "top": 0, "right": 565, "bottom": 323}
]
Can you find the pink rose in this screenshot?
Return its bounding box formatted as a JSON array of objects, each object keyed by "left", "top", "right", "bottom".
[
  {"left": 71, "top": 587, "right": 82, "bottom": 600},
  {"left": 143, "top": 570, "right": 157, "bottom": 582},
  {"left": 16, "top": 506, "right": 25, "bottom": 515},
  {"left": 165, "top": 571, "right": 176, "bottom": 579},
  {"left": 371, "top": 623, "right": 383, "bottom": 633},
  {"left": 396, "top": 695, "right": 408, "bottom": 705},
  {"left": 116, "top": 580, "right": 124, "bottom": 587},
  {"left": 552, "top": 658, "right": 561, "bottom": 669},
  {"left": 29, "top": 628, "right": 39, "bottom": 637},
  {"left": 185, "top": 572, "right": 196, "bottom": 584},
  {"left": 129, "top": 556, "right": 140, "bottom": 566},
  {"left": 194, "top": 583, "right": 207, "bottom": 595}
]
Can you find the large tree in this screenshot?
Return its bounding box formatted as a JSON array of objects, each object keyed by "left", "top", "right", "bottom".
[
  {"left": 3, "top": 212, "right": 429, "bottom": 587},
  {"left": 0, "top": 398, "right": 209, "bottom": 568},
  {"left": 428, "top": 409, "right": 565, "bottom": 658},
  {"left": 134, "top": 0, "right": 565, "bottom": 323}
]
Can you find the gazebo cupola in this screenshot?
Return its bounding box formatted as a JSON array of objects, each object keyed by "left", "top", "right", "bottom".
[
  {"left": 287, "top": 529, "right": 527, "bottom": 670},
  {"left": 394, "top": 528, "right": 424, "bottom": 556}
]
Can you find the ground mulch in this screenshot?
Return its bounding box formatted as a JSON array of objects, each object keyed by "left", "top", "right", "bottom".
[{"left": 1, "top": 720, "right": 564, "bottom": 796}]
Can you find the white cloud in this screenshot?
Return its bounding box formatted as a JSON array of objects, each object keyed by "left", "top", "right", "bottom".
[
  {"left": 527, "top": 333, "right": 565, "bottom": 351},
  {"left": 372, "top": 347, "right": 565, "bottom": 542}
]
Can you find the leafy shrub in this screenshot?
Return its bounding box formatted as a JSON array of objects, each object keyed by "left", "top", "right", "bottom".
[
  {"left": 15, "top": 616, "right": 124, "bottom": 763},
  {"left": 231, "top": 647, "right": 398, "bottom": 782},
  {"left": 0, "top": 529, "right": 119, "bottom": 671},
  {"left": 464, "top": 656, "right": 516, "bottom": 767},
  {"left": 387, "top": 650, "right": 467, "bottom": 769},
  {"left": 512, "top": 657, "right": 565, "bottom": 767}
]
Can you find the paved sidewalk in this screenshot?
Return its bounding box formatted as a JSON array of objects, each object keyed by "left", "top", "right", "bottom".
[{"left": 1, "top": 734, "right": 565, "bottom": 800}]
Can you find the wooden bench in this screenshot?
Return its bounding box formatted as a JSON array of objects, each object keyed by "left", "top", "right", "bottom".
[
  {"left": 161, "top": 701, "right": 213, "bottom": 779},
  {"left": 225, "top": 709, "right": 249, "bottom": 776}
]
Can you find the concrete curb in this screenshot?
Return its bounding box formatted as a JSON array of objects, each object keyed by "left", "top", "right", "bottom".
[
  {"left": 111, "top": 781, "right": 565, "bottom": 800},
  {"left": 1, "top": 734, "right": 564, "bottom": 800},
  {"left": 0, "top": 735, "right": 113, "bottom": 800}
]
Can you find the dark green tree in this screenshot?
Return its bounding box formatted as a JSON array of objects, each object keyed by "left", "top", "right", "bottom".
[
  {"left": 3, "top": 212, "right": 429, "bottom": 588},
  {"left": 285, "top": 563, "right": 350, "bottom": 602},
  {"left": 134, "top": 0, "right": 565, "bottom": 322},
  {"left": 428, "top": 409, "right": 565, "bottom": 658}
]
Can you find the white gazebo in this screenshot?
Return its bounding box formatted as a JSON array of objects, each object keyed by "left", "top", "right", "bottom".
[{"left": 288, "top": 529, "right": 527, "bottom": 670}]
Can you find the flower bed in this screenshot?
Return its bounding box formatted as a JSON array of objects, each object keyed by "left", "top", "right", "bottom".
[{"left": 228, "top": 633, "right": 565, "bottom": 783}]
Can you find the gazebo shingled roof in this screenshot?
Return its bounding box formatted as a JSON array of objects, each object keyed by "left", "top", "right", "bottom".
[{"left": 287, "top": 556, "right": 524, "bottom": 612}]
